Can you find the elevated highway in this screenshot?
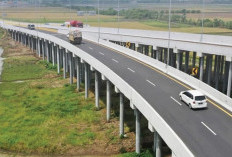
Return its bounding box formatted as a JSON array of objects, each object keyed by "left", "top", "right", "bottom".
[{"left": 1, "top": 23, "right": 232, "bottom": 157}]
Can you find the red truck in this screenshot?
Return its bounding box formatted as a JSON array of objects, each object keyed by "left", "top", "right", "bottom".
[{"left": 65, "top": 20, "right": 83, "bottom": 28}]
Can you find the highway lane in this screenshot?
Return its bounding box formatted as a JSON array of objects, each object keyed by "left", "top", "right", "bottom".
[{"left": 40, "top": 30, "right": 232, "bottom": 157}]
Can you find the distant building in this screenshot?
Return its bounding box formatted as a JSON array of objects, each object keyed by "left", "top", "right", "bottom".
[{"left": 77, "top": 11, "right": 96, "bottom": 16}]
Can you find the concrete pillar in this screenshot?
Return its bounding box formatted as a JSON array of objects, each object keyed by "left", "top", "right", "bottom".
[
  {"left": 46, "top": 41, "right": 49, "bottom": 62},
  {"left": 52, "top": 44, "right": 55, "bottom": 66},
  {"left": 135, "top": 108, "right": 141, "bottom": 154},
  {"left": 207, "top": 55, "right": 212, "bottom": 85},
  {"left": 76, "top": 57, "right": 80, "bottom": 91},
  {"left": 192, "top": 52, "right": 196, "bottom": 67},
  {"left": 223, "top": 61, "right": 230, "bottom": 94},
  {"left": 185, "top": 52, "right": 189, "bottom": 73},
  {"left": 176, "top": 51, "right": 181, "bottom": 70},
  {"left": 85, "top": 63, "right": 89, "bottom": 99},
  {"left": 95, "top": 71, "right": 99, "bottom": 109},
  {"left": 69, "top": 53, "right": 73, "bottom": 84},
  {"left": 164, "top": 49, "right": 167, "bottom": 64},
  {"left": 199, "top": 53, "right": 204, "bottom": 81},
  {"left": 106, "top": 80, "right": 111, "bottom": 122},
  {"left": 38, "top": 39, "right": 41, "bottom": 57},
  {"left": 227, "top": 61, "right": 232, "bottom": 97},
  {"left": 42, "top": 40, "right": 45, "bottom": 60},
  {"left": 56, "top": 46, "right": 60, "bottom": 74},
  {"left": 155, "top": 132, "right": 162, "bottom": 157},
  {"left": 63, "top": 50, "right": 66, "bottom": 79},
  {"left": 119, "top": 93, "right": 124, "bottom": 136},
  {"left": 215, "top": 56, "right": 221, "bottom": 89},
  {"left": 65, "top": 52, "right": 68, "bottom": 73}
]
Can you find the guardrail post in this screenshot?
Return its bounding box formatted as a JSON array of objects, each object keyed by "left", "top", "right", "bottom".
[
  {"left": 57, "top": 46, "right": 60, "bottom": 74},
  {"left": 95, "top": 71, "right": 99, "bottom": 109},
  {"left": 63, "top": 50, "right": 66, "bottom": 79},
  {"left": 155, "top": 132, "right": 162, "bottom": 157},
  {"left": 135, "top": 107, "right": 141, "bottom": 154},
  {"left": 227, "top": 59, "right": 232, "bottom": 97},
  {"left": 85, "top": 62, "right": 89, "bottom": 99},
  {"left": 76, "top": 57, "right": 80, "bottom": 91},
  {"left": 106, "top": 80, "right": 111, "bottom": 122},
  {"left": 69, "top": 52, "right": 73, "bottom": 84}
]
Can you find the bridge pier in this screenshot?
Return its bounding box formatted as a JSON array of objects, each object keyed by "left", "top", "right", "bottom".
[
  {"left": 119, "top": 93, "right": 124, "bottom": 136},
  {"left": 52, "top": 43, "right": 55, "bottom": 66},
  {"left": 76, "top": 57, "right": 80, "bottom": 91},
  {"left": 207, "top": 55, "right": 213, "bottom": 85},
  {"left": 63, "top": 50, "right": 66, "bottom": 79},
  {"left": 37, "top": 38, "right": 41, "bottom": 57},
  {"left": 215, "top": 56, "right": 221, "bottom": 89},
  {"left": 42, "top": 40, "right": 45, "bottom": 60},
  {"left": 185, "top": 51, "right": 189, "bottom": 73},
  {"left": 135, "top": 107, "right": 141, "bottom": 154},
  {"left": 192, "top": 52, "right": 196, "bottom": 67},
  {"left": 46, "top": 41, "right": 49, "bottom": 62},
  {"left": 227, "top": 58, "right": 232, "bottom": 97},
  {"left": 69, "top": 52, "right": 73, "bottom": 84},
  {"left": 199, "top": 53, "right": 204, "bottom": 81},
  {"left": 175, "top": 50, "right": 181, "bottom": 70},
  {"left": 155, "top": 132, "right": 162, "bottom": 157},
  {"left": 95, "top": 71, "right": 99, "bottom": 109},
  {"left": 84, "top": 62, "right": 89, "bottom": 99},
  {"left": 106, "top": 79, "right": 111, "bottom": 122},
  {"left": 57, "top": 46, "right": 60, "bottom": 74}
]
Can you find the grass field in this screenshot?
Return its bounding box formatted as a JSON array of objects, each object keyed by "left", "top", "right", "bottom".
[{"left": 1, "top": 7, "right": 232, "bottom": 35}]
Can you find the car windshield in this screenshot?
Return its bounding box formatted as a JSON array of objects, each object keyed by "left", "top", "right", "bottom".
[
  {"left": 195, "top": 96, "right": 206, "bottom": 101},
  {"left": 31, "top": 25, "right": 35, "bottom": 27}
]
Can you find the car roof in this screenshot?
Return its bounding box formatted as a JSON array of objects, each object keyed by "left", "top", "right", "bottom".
[{"left": 187, "top": 90, "right": 205, "bottom": 96}]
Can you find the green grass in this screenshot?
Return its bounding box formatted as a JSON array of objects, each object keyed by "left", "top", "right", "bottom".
[
  {"left": 0, "top": 52, "right": 101, "bottom": 153},
  {"left": 1, "top": 57, "right": 54, "bottom": 81}
]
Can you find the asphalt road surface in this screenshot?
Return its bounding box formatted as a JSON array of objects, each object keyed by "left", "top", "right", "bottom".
[{"left": 40, "top": 30, "right": 232, "bottom": 157}]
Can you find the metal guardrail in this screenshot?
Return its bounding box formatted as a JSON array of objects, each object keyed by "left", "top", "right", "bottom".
[{"left": 1, "top": 24, "right": 194, "bottom": 157}]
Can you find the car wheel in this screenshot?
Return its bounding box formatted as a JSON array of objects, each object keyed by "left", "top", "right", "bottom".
[{"left": 189, "top": 103, "right": 192, "bottom": 109}]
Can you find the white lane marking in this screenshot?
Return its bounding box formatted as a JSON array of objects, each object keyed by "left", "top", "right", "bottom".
[
  {"left": 127, "top": 68, "right": 135, "bottom": 73},
  {"left": 99, "top": 52, "right": 104, "bottom": 55},
  {"left": 89, "top": 47, "right": 93, "bottom": 50},
  {"left": 112, "top": 59, "right": 119, "bottom": 63},
  {"left": 201, "top": 122, "right": 217, "bottom": 136},
  {"left": 170, "top": 96, "right": 182, "bottom": 106},
  {"left": 146, "top": 80, "right": 156, "bottom": 87}
]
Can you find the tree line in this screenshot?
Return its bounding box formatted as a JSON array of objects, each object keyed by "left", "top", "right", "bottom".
[{"left": 99, "top": 8, "right": 232, "bottom": 30}]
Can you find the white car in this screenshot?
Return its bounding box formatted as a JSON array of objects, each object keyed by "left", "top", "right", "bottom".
[{"left": 179, "top": 90, "right": 207, "bottom": 109}]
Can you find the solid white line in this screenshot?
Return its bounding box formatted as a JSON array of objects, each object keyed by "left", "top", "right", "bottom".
[
  {"left": 112, "top": 59, "right": 119, "bottom": 63},
  {"left": 89, "top": 47, "right": 93, "bottom": 50},
  {"left": 170, "top": 96, "right": 182, "bottom": 106},
  {"left": 146, "top": 80, "right": 156, "bottom": 87},
  {"left": 127, "top": 68, "right": 135, "bottom": 73},
  {"left": 201, "top": 122, "right": 217, "bottom": 136},
  {"left": 99, "top": 52, "right": 104, "bottom": 55}
]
